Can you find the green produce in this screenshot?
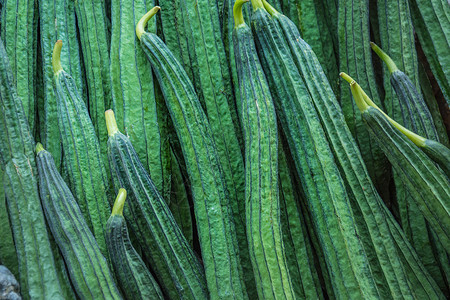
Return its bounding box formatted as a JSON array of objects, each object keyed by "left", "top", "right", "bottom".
[
  {"left": 0, "top": 171, "right": 17, "bottom": 276},
  {"left": 233, "top": 0, "right": 292, "bottom": 298},
  {"left": 106, "top": 109, "right": 208, "bottom": 299},
  {"left": 0, "top": 39, "right": 67, "bottom": 300},
  {"left": 136, "top": 8, "right": 247, "bottom": 298},
  {"left": 52, "top": 41, "right": 111, "bottom": 257},
  {"left": 75, "top": 0, "right": 112, "bottom": 160},
  {"left": 36, "top": 144, "right": 122, "bottom": 300},
  {"left": 1, "top": 0, "right": 36, "bottom": 132},
  {"left": 37, "top": 0, "right": 84, "bottom": 168},
  {"left": 250, "top": 1, "right": 383, "bottom": 298},
  {"left": 338, "top": 0, "right": 389, "bottom": 196},
  {"left": 409, "top": 0, "right": 450, "bottom": 105},
  {"left": 105, "top": 188, "right": 164, "bottom": 300},
  {"left": 110, "top": 0, "right": 170, "bottom": 198},
  {"left": 343, "top": 75, "right": 450, "bottom": 253},
  {"left": 169, "top": 150, "right": 194, "bottom": 246}
]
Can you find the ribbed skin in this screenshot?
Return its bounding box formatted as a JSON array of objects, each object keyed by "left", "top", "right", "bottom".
[
  {"left": 54, "top": 65, "right": 111, "bottom": 257},
  {"left": 169, "top": 150, "right": 193, "bottom": 246},
  {"left": 0, "top": 40, "right": 66, "bottom": 300},
  {"left": 110, "top": 0, "right": 170, "bottom": 199},
  {"left": 234, "top": 18, "right": 293, "bottom": 299},
  {"left": 105, "top": 197, "right": 164, "bottom": 300},
  {"left": 422, "top": 140, "right": 450, "bottom": 178},
  {"left": 338, "top": 0, "right": 389, "bottom": 195},
  {"left": 75, "top": 0, "right": 112, "bottom": 161},
  {"left": 38, "top": 0, "right": 84, "bottom": 168},
  {"left": 36, "top": 149, "right": 122, "bottom": 300},
  {"left": 0, "top": 174, "right": 17, "bottom": 276},
  {"left": 409, "top": 0, "right": 450, "bottom": 105},
  {"left": 107, "top": 126, "right": 208, "bottom": 299},
  {"left": 272, "top": 10, "right": 447, "bottom": 298},
  {"left": 363, "top": 107, "right": 450, "bottom": 253},
  {"left": 250, "top": 6, "right": 381, "bottom": 299},
  {"left": 139, "top": 29, "right": 247, "bottom": 299},
  {"left": 0, "top": 0, "right": 36, "bottom": 132},
  {"left": 278, "top": 145, "right": 324, "bottom": 299}
]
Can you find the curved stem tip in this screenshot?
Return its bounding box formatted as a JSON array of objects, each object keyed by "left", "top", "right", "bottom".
[
  {"left": 233, "top": 0, "right": 249, "bottom": 28},
  {"left": 136, "top": 6, "right": 160, "bottom": 40},
  {"left": 52, "top": 40, "right": 63, "bottom": 74},
  {"left": 111, "top": 189, "right": 127, "bottom": 216},
  {"left": 370, "top": 42, "right": 398, "bottom": 74},
  {"left": 105, "top": 109, "right": 119, "bottom": 136},
  {"left": 262, "top": 0, "right": 278, "bottom": 16}
]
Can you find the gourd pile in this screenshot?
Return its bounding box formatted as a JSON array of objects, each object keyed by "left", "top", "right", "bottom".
[{"left": 0, "top": 0, "right": 448, "bottom": 298}]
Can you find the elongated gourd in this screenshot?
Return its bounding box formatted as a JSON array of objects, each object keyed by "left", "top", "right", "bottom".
[
  {"left": 136, "top": 8, "right": 247, "bottom": 298},
  {"left": 1, "top": 0, "right": 36, "bottom": 132},
  {"left": 106, "top": 110, "right": 208, "bottom": 299},
  {"left": 261, "top": 2, "right": 446, "bottom": 297},
  {"left": 75, "top": 0, "right": 112, "bottom": 160},
  {"left": 110, "top": 0, "right": 170, "bottom": 199},
  {"left": 338, "top": 0, "right": 389, "bottom": 196},
  {"left": 233, "top": 1, "right": 293, "bottom": 298},
  {"left": 106, "top": 189, "right": 164, "bottom": 300},
  {"left": 52, "top": 41, "right": 111, "bottom": 257},
  {"left": 344, "top": 75, "right": 450, "bottom": 253},
  {"left": 36, "top": 145, "right": 122, "bottom": 300},
  {"left": 38, "top": 0, "right": 85, "bottom": 168},
  {"left": 0, "top": 39, "right": 67, "bottom": 300},
  {"left": 249, "top": 1, "right": 383, "bottom": 298}
]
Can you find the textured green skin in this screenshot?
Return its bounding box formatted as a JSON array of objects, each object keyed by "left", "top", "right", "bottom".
[
  {"left": 1, "top": 0, "right": 36, "bottom": 133},
  {"left": 234, "top": 22, "right": 293, "bottom": 299},
  {"left": 37, "top": 150, "right": 122, "bottom": 300},
  {"left": 422, "top": 140, "right": 450, "bottom": 178},
  {"left": 295, "top": 0, "right": 339, "bottom": 95},
  {"left": 75, "top": 0, "right": 112, "bottom": 161},
  {"left": 140, "top": 31, "right": 247, "bottom": 299},
  {"left": 364, "top": 107, "right": 450, "bottom": 252},
  {"left": 0, "top": 40, "right": 66, "bottom": 300},
  {"left": 338, "top": 0, "right": 389, "bottom": 195},
  {"left": 181, "top": 1, "right": 249, "bottom": 277},
  {"left": 320, "top": 0, "right": 338, "bottom": 52},
  {"left": 106, "top": 212, "right": 164, "bottom": 299},
  {"left": 251, "top": 8, "right": 381, "bottom": 299},
  {"left": 54, "top": 68, "right": 111, "bottom": 257},
  {"left": 418, "top": 63, "right": 450, "bottom": 148},
  {"left": 110, "top": 0, "right": 170, "bottom": 199},
  {"left": 38, "top": 0, "right": 84, "bottom": 169},
  {"left": 278, "top": 145, "right": 323, "bottom": 299},
  {"left": 107, "top": 130, "right": 207, "bottom": 299},
  {"left": 169, "top": 150, "right": 193, "bottom": 246},
  {"left": 409, "top": 0, "right": 450, "bottom": 105},
  {"left": 4, "top": 158, "right": 66, "bottom": 300},
  {"left": 275, "top": 12, "right": 450, "bottom": 297}
]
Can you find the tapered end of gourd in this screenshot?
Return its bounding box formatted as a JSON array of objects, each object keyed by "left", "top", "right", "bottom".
[
  {"left": 340, "top": 72, "right": 369, "bottom": 112},
  {"left": 262, "top": 0, "right": 278, "bottom": 15},
  {"left": 370, "top": 42, "right": 398, "bottom": 74},
  {"left": 111, "top": 189, "right": 127, "bottom": 216},
  {"left": 250, "top": 0, "right": 264, "bottom": 10},
  {"left": 105, "top": 109, "right": 119, "bottom": 136},
  {"left": 36, "top": 143, "right": 45, "bottom": 153},
  {"left": 52, "top": 40, "right": 63, "bottom": 74},
  {"left": 233, "top": 0, "right": 249, "bottom": 28},
  {"left": 136, "top": 6, "right": 160, "bottom": 40}
]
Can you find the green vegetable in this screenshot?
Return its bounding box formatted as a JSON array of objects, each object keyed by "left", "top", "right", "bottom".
[
  {"left": 1, "top": 0, "right": 36, "bottom": 132},
  {"left": 0, "top": 39, "right": 67, "bottom": 300},
  {"left": 52, "top": 41, "right": 112, "bottom": 257},
  {"left": 37, "top": 0, "right": 84, "bottom": 168},
  {"left": 250, "top": 2, "right": 382, "bottom": 298},
  {"left": 105, "top": 189, "right": 164, "bottom": 300},
  {"left": 75, "top": 0, "right": 112, "bottom": 161},
  {"left": 345, "top": 76, "right": 450, "bottom": 254},
  {"left": 136, "top": 8, "right": 247, "bottom": 298},
  {"left": 233, "top": 1, "right": 293, "bottom": 298},
  {"left": 36, "top": 144, "right": 122, "bottom": 300},
  {"left": 110, "top": 0, "right": 170, "bottom": 199},
  {"left": 106, "top": 109, "right": 208, "bottom": 299}
]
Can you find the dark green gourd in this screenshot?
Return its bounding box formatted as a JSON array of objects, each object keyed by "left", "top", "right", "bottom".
[
  {"left": 36, "top": 144, "right": 122, "bottom": 300},
  {"left": 105, "top": 109, "right": 208, "bottom": 299},
  {"left": 105, "top": 189, "right": 164, "bottom": 300}
]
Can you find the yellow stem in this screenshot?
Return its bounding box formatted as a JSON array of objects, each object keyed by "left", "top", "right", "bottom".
[
  {"left": 52, "top": 40, "right": 63, "bottom": 74},
  {"left": 105, "top": 110, "right": 119, "bottom": 136},
  {"left": 111, "top": 189, "right": 127, "bottom": 216},
  {"left": 233, "top": 0, "right": 249, "bottom": 28},
  {"left": 136, "top": 6, "right": 160, "bottom": 40}
]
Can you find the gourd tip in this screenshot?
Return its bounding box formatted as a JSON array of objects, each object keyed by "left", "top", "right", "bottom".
[
  {"left": 339, "top": 72, "right": 354, "bottom": 84},
  {"left": 136, "top": 6, "right": 161, "bottom": 40},
  {"left": 52, "top": 40, "right": 63, "bottom": 74},
  {"left": 370, "top": 42, "right": 398, "bottom": 74},
  {"left": 105, "top": 109, "right": 119, "bottom": 136},
  {"left": 262, "top": 0, "right": 278, "bottom": 15},
  {"left": 36, "top": 143, "right": 45, "bottom": 153},
  {"left": 111, "top": 189, "right": 127, "bottom": 216},
  {"left": 233, "top": 0, "right": 249, "bottom": 28}
]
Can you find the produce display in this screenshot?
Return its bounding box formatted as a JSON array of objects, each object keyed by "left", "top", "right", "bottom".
[{"left": 0, "top": 0, "right": 448, "bottom": 299}]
